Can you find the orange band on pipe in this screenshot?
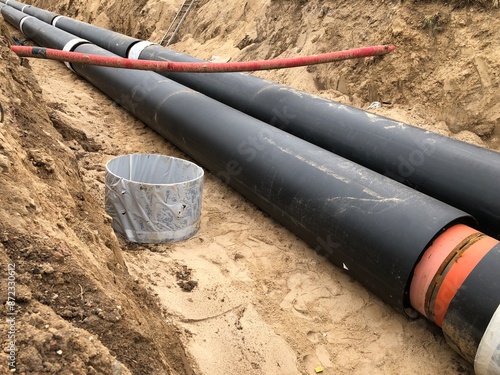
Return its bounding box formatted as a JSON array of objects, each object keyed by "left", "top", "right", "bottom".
[
  {"left": 432, "top": 235, "right": 499, "bottom": 327},
  {"left": 409, "top": 224, "right": 479, "bottom": 317}
]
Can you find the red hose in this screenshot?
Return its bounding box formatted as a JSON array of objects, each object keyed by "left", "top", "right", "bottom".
[{"left": 11, "top": 44, "right": 395, "bottom": 73}]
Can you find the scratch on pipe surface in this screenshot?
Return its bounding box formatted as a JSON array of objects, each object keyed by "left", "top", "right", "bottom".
[{"left": 266, "top": 139, "right": 352, "bottom": 184}]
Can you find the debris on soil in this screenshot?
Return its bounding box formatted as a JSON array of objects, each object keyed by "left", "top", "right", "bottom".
[{"left": 175, "top": 265, "right": 198, "bottom": 292}]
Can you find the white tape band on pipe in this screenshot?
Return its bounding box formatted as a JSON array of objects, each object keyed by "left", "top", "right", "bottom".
[
  {"left": 52, "top": 15, "right": 64, "bottom": 27},
  {"left": 62, "top": 38, "right": 90, "bottom": 73},
  {"left": 475, "top": 304, "right": 500, "bottom": 375},
  {"left": 128, "top": 41, "right": 155, "bottom": 60},
  {"left": 21, "top": 5, "right": 29, "bottom": 12},
  {"left": 19, "top": 16, "right": 34, "bottom": 35}
]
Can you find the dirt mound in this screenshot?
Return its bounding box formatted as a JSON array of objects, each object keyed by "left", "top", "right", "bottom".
[{"left": 2, "top": 0, "right": 500, "bottom": 374}]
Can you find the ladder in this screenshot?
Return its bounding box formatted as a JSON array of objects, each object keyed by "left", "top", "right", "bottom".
[{"left": 160, "top": 0, "right": 196, "bottom": 46}]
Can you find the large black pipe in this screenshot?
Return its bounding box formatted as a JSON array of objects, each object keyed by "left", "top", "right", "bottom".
[
  {"left": 0, "top": 4, "right": 472, "bottom": 311},
  {"left": 3, "top": 6, "right": 500, "bottom": 372},
  {"left": 15, "top": 3, "right": 500, "bottom": 239}
]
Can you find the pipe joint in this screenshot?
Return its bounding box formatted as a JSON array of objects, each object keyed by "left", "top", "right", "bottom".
[
  {"left": 18, "top": 15, "right": 33, "bottom": 34},
  {"left": 128, "top": 41, "right": 155, "bottom": 60},
  {"left": 62, "top": 38, "right": 90, "bottom": 72},
  {"left": 52, "top": 15, "right": 65, "bottom": 27}
]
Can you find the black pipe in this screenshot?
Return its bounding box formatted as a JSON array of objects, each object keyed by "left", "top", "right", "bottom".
[
  {"left": 1, "top": 6, "right": 475, "bottom": 311},
  {"left": 3, "top": 0, "right": 141, "bottom": 57},
  {"left": 19, "top": 3, "right": 500, "bottom": 239},
  {"left": 51, "top": 16, "right": 141, "bottom": 58}
]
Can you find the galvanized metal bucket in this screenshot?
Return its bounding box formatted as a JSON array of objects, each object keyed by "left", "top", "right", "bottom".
[{"left": 105, "top": 154, "right": 204, "bottom": 243}]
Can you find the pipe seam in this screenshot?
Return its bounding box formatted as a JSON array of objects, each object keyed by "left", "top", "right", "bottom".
[
  {"left": 128, "top": 40, "right": 155, "bottom": 59},
  {"left": 62, "top": 38, "right": 90, "bottom": 72},
  {"left": 431, "top": 235, "right": 497, "bottom": 327},
  {"left": 52, "top": 14, "right": 64, "bottom": 27}
]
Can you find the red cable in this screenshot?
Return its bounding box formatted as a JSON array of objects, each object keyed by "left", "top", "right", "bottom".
[{"left": 11, "top": 44, "right": 395, "bottom": 73}]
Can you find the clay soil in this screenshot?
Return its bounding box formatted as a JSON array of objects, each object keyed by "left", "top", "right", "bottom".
[{"left": 1, "top": 0, "right": 499, "bottom": 374}]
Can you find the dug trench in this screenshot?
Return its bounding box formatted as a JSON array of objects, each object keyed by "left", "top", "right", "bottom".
[{"left": 1, "top": 0, "right": 500, "bottom": 374}]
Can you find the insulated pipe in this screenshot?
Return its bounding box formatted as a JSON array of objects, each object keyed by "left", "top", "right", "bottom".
[
  {"left": 52, "top": 13, "right": 140, "bottom": 58},
  {"left": 19, "top": 3, "right": 500, "bottom": 238},
  {"left": 11, "top": 45, "right": 396, "bottom": 72},
  {"left": 3, "top": 6, "right": 500, "bottom": 373}
]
